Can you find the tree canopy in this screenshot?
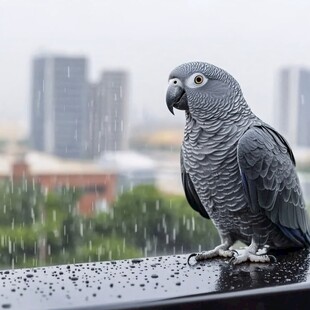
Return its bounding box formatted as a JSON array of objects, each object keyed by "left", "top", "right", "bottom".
[{"left": 0, "top": 181, "right": 220, "bottom": 269}]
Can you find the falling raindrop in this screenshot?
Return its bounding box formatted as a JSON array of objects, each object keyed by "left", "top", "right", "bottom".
[
  {"left": 301, "top": 94, "right": 305, "bottom": 105},
  {"left": 80, "top": 222, "right": 84, "bottom": 237},
  {"left": 8, "top": 239, "right": 12, "bottom": 254},
  {"left": 156, "top": 200, "right": 160, "bottom": 211},
  {"left": 52, "top": 210, "right": 56, "bottom": 222},
  {"left": 165, "top": 234, "right": 169, "bottom": 245},
  {"left": 186, "top": 219, "right": 190, "bottom": 231},
  {"left": 172, "top": 228, "right": 176, "bottom": 241},
  {"left": 191, "top": 217, "right": 195, "bottom": 231},
  {"left": 142, "top": 203, "right": 146, "bottom": 213}
]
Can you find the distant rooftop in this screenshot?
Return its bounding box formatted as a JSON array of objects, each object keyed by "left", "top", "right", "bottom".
[
  {"left": 0, "top": 151, "right": 114, "bottom": 176},
  {"left": 0, "top": 122, "right": 26, "bottom": 141},
  {"left": 97, "top": 151, "right": 157, "bottom": 173}
]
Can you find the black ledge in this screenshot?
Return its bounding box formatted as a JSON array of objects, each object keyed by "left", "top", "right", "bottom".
[{"left": 1, "top": 249, "right": 310, "bottom": 310}]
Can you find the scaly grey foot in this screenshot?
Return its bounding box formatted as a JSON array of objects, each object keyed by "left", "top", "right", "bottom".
[
  {"left": 196, "top": 248, "right": 235, "bottom": 261},
  {"left": 187, "top": 243, "right": 234, "bottom": 265}
]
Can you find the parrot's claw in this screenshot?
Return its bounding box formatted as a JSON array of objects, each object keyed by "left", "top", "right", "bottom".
[
  {"left": 266, "top": 254, "right": 277, "bottom": 263},
  {"left": 187, "top": 253, "right": 198, "bottom": 266},
  {"left": 231, "top": 249, "right": 239, "bottom": 255}
]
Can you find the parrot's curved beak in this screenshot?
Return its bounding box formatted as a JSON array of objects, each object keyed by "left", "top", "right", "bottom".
[{"left": 166, "top": 84, "right": 188, "bottom": 115}]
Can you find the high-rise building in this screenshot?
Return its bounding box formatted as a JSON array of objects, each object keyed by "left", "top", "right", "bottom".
[
  {"left": 30, "top": 55, "right": 88, "bottom": 159},
  {"left": 275, "top": 67, "right": 310, "bottom": 148},
  {"left": 87, "top": 71, "right": 128, "bottom": 158}
]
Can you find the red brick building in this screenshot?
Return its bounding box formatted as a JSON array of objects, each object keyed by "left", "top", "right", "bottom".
[{"left": 2, "top": 152, "right": 117, "bottom": 216}]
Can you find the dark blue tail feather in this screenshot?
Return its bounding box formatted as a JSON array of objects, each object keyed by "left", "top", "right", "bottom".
[{"left": 277, "top": 224, "right": 310, "bottom": 248}]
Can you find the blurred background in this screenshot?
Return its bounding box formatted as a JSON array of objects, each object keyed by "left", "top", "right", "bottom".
[{"left": 1, "top": 0, "right": 310, "bottom": 269}]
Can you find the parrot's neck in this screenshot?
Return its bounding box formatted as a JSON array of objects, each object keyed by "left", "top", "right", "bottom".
[
  {"left": 184, "top": 98, "right": 258, "bottom": 142},
  {"left": 185, "top": 99, "right": 254, "bottom": 129}
]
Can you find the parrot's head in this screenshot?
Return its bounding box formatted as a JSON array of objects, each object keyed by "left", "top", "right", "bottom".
[{"left": 166, "top": 62, "right": 243, "bottom": 118}]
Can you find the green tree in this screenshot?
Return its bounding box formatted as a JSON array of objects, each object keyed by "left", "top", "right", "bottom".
[
  {"left": 0, "top": 182, "right": 85, "bottom": 268},
  {"left": 0, "top": 180, "right": 41, "bottom": 267},
  {"left": 43, "top": 187, "right": 142, "bottom": 264},
  {"left": 92, "top": 185, "right": 220, "bottom": 257},
  {"left": 0, "top": 181, "right": 220, "bottom": 268}
]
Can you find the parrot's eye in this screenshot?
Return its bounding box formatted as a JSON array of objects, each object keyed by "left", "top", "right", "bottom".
[
  {"left": 194, "top": 75, "right": 204, "bottom": 84},
  {"left": 185, "top": 73, "right": 208, "bottom": 88}
]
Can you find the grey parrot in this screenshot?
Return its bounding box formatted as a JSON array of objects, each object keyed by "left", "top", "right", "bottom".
[{"left": 166, "top": 61, "right": 310, "bottom": 264}]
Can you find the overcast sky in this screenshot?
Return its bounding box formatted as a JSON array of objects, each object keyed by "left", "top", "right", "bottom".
[{"left": 1, "top": 0, "right": 310, "bottom": 133}]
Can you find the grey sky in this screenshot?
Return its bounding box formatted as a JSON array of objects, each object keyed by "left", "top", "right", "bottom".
[{"left": 1, "top": 0, "right": 310, "bottom": 132}]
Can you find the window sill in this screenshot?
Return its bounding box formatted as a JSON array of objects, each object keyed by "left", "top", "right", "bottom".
[{"left": 1, "top": 248, "right": 310, "bottom": 309}]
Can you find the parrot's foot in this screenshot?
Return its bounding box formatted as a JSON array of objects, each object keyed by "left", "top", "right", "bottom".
[
  {"left": 196, "top": 248, "right": 235, "bottom": 260},
  {"left": 229, "top": 249, "right": 277, "bottom": 265},
  {"left": 187, "top": 243, "right": 234, "bottom": 265}
]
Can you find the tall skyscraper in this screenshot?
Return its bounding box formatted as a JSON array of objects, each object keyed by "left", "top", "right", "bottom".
[
  {"left": 30, "top": 55, "right": 88, "bottom": 159},
  {"left": 87, "top": 71, "right": 128, "bottom": 158},
  {"left": 275, "top": 67, "right": 310, "bottom": 148}
]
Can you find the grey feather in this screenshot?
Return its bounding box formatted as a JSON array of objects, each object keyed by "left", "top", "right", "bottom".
[{"left": 181, "top": 152, "right": 209, "bottom": 219}]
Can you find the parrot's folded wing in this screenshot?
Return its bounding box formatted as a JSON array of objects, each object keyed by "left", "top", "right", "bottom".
[
  {"left": 181, "top": 151, "right": 210, "bottom": 219},
  {"left": 238, "top": 124, "right": 310, "bottom": 247}
]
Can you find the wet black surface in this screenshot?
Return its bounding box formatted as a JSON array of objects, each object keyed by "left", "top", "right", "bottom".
[{"left": 0, "top": 249, "right": 310, "bottom": 309}]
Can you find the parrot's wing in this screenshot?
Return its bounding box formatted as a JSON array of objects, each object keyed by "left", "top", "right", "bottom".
[
  {"left": 238, "top": 124, "right": 310, "bottom": 247},
  {"left": 181, "top": 151, "right": 210, "bottom": 219}
]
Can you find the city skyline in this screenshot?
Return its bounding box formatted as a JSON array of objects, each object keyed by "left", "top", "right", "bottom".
[
  {"left": 2, "top": 0, "right": 310, "bottom": 136},
  {"left": 5, "top": 54, "right": 310, "bottom": 152}
]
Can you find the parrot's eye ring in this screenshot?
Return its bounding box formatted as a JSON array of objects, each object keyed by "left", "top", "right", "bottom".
[
  {"left": 185, "top": 73, "right": 207, "bottom": 88},
  {"left": 194, "top": 75, "right": 204, "bottom": 84}
]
